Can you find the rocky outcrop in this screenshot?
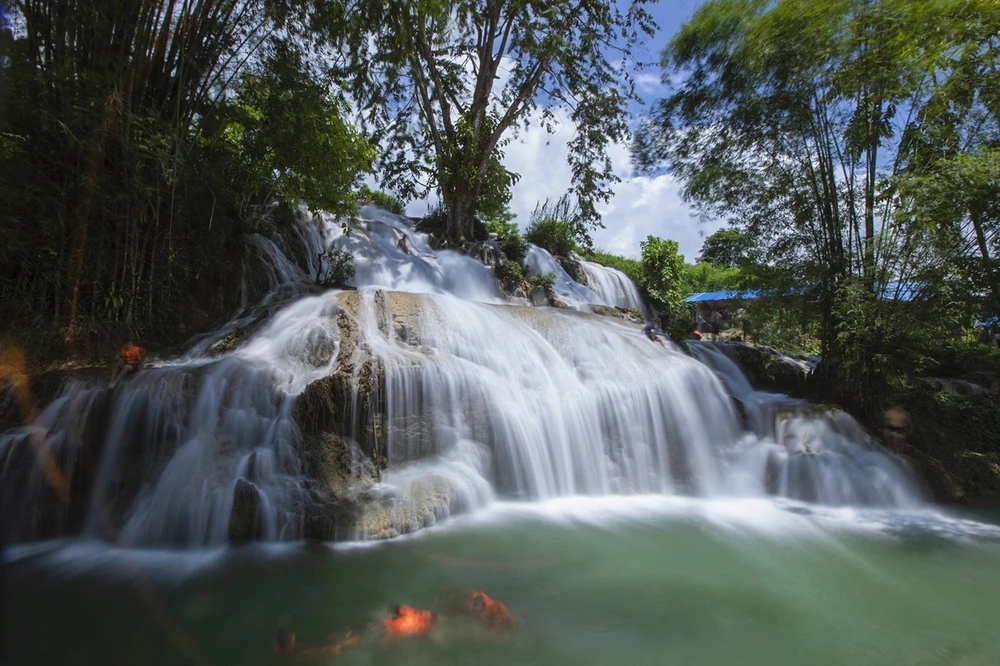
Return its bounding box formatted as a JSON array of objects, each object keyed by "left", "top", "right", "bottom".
[
  {"left": 558, "top": 256, "right": 588, "bottom": 286},
  {"left": 715, "top": 342, "right": 816, "bottom": 396},
  {"left": 589, "top": 305, "right": 644, "bottom": 324},
  {"left": 228, "top": 479, "right": 262, "bottom": 541}
]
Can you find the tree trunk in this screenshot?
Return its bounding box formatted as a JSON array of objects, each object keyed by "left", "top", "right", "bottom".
[
  {"left": 970, "top": 206, "right": 999, "bottom": 306},
  {"left": 443, "top": 189, "right": 476, "bottom": 244}
]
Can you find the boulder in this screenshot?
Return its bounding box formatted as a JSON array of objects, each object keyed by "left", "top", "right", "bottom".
[
  {"left": 228, "top": 479, "right": 261, "bottom": 542},
  {"left": 716, "top": 341, "right": 815, "bottom": 396}
]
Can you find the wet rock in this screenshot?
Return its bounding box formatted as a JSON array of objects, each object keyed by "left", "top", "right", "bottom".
[
  {"left": 715, "top": 342, "right": 815, "bottom": 396},
  {"left": 547, "top": 295, "right": 570, "bottom": 309},
  {"left": 923, "top": 377, "right": 987, "bottom": 397},
  {"left": 558, "top": 257, "right": 588, "bottom": 285},
  {"left": 228, "top": 479, "right": 261, "bottom": 542}
]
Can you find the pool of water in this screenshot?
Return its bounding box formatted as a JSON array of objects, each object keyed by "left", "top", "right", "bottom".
[{"left": 4, "top": 496, "right": 1000, "bottom": 666}]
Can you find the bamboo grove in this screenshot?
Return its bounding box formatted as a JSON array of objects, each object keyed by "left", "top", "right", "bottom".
[{"left": 0, "top": 0, "right": 371, "bottom": 354}]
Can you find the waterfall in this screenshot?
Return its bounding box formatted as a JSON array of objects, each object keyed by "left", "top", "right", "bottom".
[
  {"left": 0, "top": 207, "right": 924, "bottom": 548},
  {"left": 578, "top": 259, "right": 646, "bottom": 312}
]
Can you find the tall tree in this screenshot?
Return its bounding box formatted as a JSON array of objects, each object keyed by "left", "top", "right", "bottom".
[
  {"left": 340, "top": 0, "right": 656, "bottom": 242},
  {"left": 698, "top": 228, "right": 753, "bottom": 268},
  {"left": 633, "top": 0, "right": 958, "bottom": 351}
]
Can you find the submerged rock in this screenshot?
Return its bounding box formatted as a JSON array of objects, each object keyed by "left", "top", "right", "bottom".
[{"left": 228, "top": 479, "right": 261, "bottom": 542}]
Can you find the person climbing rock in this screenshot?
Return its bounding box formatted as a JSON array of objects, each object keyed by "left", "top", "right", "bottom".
[
  {"left": 108, "top": 340, "right": 144, "bottom": 388},
  {"left": 397, "top": 233, "right": 412, "bottom": 256},
  {"left": 643, "top": 322, "right": 667, "bottom": 349}
]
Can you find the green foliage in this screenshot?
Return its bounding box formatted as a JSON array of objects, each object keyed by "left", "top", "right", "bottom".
[
  {"left": 526, "top": 196, "right": 581, "bottom": 257},
  {"left": 683, "top": 262, "right": 742, "bottom": 293},
  {"left": 487, "top": 218, "right": 529, "bottom": 265},
  {"left": 315, "top": 249, "right": 357, "bottom": 288},
  {"left": 640, "top": 236, "right": 686, "bottom": 314},
  {"left": 743, "top": 301, "right": 822, "bottom": 357},
  {"left": 637, "top": 0, "right": 1000, "bottom": 414},
  {"left": 226, "top": 43, "right": 374, "bottom": 218},
  {"left": 498, "top": 259, "right": 525, "bottom": 291},
  {"left": 358, "top": 185, "right": 406, "bottom": 215},
  {"left": 531, "top": 271, "right": 557, "bottom": 294},
  {"left": 0, "top": 2, "right": 370, "bottom": 354},
  {"left": 698, "top": 229, "right": 753, "bottom": 268},
  {"left": 340, "top": 0, "right": 656, "bottom": 242}
]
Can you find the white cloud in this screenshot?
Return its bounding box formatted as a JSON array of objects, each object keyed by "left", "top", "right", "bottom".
[
  {"left": 404, "top": 107, "right": 723, "bottom": 262},
  {"left": 500, "top": 108, "right": 722, "bottom": 261},
  {"left": 635, "top": 72, "right": 664, "bottom": 94}
]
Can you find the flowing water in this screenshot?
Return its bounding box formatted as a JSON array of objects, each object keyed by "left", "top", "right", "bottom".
[{"left": 2, "top": 206, "right": 999, "bottom": 663}]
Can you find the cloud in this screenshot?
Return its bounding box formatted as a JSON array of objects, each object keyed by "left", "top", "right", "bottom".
[
  {"left": 500, "top": 108, "right": 722, "bottom": 261},
  {"left": 403, "top": 106, "right": 723, "bottom": 262}
]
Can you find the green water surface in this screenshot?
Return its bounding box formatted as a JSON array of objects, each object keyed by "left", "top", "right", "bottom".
[{"left": 4, "top": 498, "right": 999, "bottom": 666}]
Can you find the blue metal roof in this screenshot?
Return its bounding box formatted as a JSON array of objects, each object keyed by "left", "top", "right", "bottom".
[
  {"left": 685, "top": 282, "right": 923, "bottom": 304},
  {"left": 684, "top": 290, "right": 759, "bottom": 303}
]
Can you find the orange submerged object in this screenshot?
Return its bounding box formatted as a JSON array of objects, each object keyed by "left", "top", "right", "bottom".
[
  {"left": 383, "top": 605, "right": 435, "bottom": 636},
  {"left": 466, "top": 590, "right": 517, "bottom": 629},
  {"left": 438, "top": 589, "right": 517, "bottom": 629}
]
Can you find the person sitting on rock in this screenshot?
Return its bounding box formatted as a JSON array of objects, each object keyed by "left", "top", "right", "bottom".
[
  {"left": 643, "top": 322, "right": 667, "bottom": 349},
  {"left": 688, "top": 326, "right": 704, "bottom": 341},
  {"left": 397, "top": 233, "right": 412, "bottom": 256},
  {"left": 109, "top": 339, "right": 144, "bottom": 388}
]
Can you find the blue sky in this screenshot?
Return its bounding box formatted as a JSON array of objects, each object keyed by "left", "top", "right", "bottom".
[{"left": 407, "top": 0, "right": 721, "bottom": 262}]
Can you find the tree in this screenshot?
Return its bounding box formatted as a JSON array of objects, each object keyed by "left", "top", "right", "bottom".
[
  {"left": 341, "top": 0, "right": 656, "bottom": 242},
  {"left": 698, "top": 229, "right": 753, "bottom": 268},
  {"left": 640, "top": 236, "right": 686, "bottom": 313},
  {"left": 0, "top": 1, "right": 369, "bottom": 355},
  {"left": 633, "top": 0, "right": 963, "bottom": 353}
]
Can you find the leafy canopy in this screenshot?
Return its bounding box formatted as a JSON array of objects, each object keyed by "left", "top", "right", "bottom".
[{"left": 339, "top": 0, "right": 657, "bottom": 241}]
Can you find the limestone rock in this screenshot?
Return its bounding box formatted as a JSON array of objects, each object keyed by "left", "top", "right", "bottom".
[{"left": 228, "top": 479, "right": 261, "bottom": 542}]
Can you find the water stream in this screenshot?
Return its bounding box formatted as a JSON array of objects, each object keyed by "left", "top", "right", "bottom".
[
  {"left": 3, "top": 205, "right": 999, "bottom": 664},
  {"left": 0, "top": 206, "right": 952, "bottom": 550}
]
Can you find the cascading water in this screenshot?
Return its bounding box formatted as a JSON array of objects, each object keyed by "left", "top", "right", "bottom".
[
  {"left": 577, "top": 258, "right": 646, "bottom": 312},
  {"left": 0, "top": 206, "right": 924, "bottom": 548}
]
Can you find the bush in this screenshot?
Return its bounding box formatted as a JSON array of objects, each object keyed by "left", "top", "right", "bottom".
[
  {"left": 498, "top": 259, "right": 524, "bottom": 291},
  {"left": 358, "top": 185, "right": 405, "bottom": 215},
  {"left": 316, "top": 248, "right": 356, "bottom": 287},
  {"left": 531, "top": 271, "right": 556, "bottom": 294},
  {"left": 525, "top": 219, "right": 576, "bottom": 257},
  {"left": 525, "top": 195, "right": 580, "bottom": 257},
  {"left": 487, "top": 218, "right": 528, "bottom": 264}
]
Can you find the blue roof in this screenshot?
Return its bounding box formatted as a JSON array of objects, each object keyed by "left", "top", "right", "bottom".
[
  {"left": 684, "top": 290, "right": 758, "bottom": 303},
  {"left": 685, "top": 282, "right": 923, "bottom": 304}
]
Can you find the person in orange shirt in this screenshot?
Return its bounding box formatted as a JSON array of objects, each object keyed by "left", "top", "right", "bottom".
[
  {"left": 382, "top": 604, "right": 435, "bottom": 637},
  {"left": 109, "top": 340, "right": 145, "bottom": 388}
]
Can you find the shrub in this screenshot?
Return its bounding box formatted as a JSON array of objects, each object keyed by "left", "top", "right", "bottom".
[
  {"left": 531, "top": 271, "right": 556, "bottom": 294},
  {"left": 525, "top": 218, "right": 575, "bottom": 257},
  {"left": 315, "top": 248, "right": 356, "bottom": 287},
  {"left": 525, "top": 195, "right": 580, "bottom": 257},
  {"left": 487, "top": 218, "right": 528, "bottom": 264},
  {"left": 498, "top": 259, "right": 524, "bottom": 291},
  {"left": 358, "top": 185, "right": 405, "bottom": 215}
]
